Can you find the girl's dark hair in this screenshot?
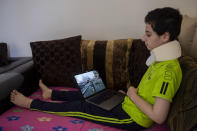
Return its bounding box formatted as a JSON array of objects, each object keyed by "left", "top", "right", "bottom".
[{"left": 145, "top": 7, "right": 182, "bottom": 41}]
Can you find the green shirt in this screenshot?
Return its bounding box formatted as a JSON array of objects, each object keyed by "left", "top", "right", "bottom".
[{"left": 122, "top": 59, "right": 182, "bottom": 128}]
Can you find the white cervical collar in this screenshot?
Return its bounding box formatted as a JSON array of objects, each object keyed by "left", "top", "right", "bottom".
[{"left": 146, "top": 40, "right": 182, "bottom": 66}]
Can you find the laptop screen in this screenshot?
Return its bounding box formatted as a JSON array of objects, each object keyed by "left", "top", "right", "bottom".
[{"left": 74, "top": 71, "right": 106, "bottom": 98}]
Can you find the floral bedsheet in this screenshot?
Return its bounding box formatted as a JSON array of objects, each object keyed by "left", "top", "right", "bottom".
[
  {"left": 0, "top": 87, "right": 168, "bottom": 131},
  {"left": 0, "top": 87, "right": 123, "bottom": 131}
]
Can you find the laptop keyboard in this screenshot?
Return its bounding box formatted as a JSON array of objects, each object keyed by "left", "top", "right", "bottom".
[{"left": 88, "top": 90, "right": 115, "bottom": 104}]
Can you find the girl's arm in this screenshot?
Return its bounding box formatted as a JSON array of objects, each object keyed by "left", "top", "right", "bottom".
[{"left": 127, "top": 86, "right": 170, "bottom": 124}]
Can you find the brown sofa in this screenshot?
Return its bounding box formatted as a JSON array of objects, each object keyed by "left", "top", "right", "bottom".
[{"left": 0, "top": 36, "right": 196, "bottom": 131}]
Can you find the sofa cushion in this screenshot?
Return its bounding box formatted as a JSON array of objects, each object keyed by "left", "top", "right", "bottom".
[
  {"left": 30, "top": 35, "right": 82, "bottom": 86},
  {"left": 179, "top": 15, "right": 197, "bottom": 56},
  {"left": 81, "top": 38, "right": 149, "bottom": 91},
  {"left": 0, "top": 43, "right": 9, "bottom": 66},
  {"left": 128, "top": 39, "right": 150, "bottom": 87},
  {"left": 167, "top": 56, "right": 197, "bottom": 131}
]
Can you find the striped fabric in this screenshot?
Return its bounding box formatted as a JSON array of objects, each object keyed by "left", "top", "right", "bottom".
[{"left": 81, "top": 39, "right": 133, "bottom": 91}]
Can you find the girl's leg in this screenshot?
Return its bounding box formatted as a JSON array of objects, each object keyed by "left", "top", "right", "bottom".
[
  {"left": 10, "top": 90, "right": 144, "bottom": 131},
  {"left": 39, "top": 80, "right": 52, "bottom": 100},
  {"left": 39, "top": 80, "right": 82, "bottom": 101},
  {"left": 51, "top": 90, "right": 83, "bottom": 101},
  {"left": 31, "top": 99, "right": 144, "bottom": 131}
]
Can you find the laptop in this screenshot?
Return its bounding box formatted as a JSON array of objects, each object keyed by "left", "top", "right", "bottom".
[{"left": 74, "top": 70, "right": 125, "bottom": 111}]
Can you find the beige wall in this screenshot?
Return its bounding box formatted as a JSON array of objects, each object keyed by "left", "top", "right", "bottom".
[{"left": 0, "top": 0, "right": 197, "bottom": 57}]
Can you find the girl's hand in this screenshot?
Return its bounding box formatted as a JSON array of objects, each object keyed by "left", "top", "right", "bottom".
[
  {"left": 127, "top": 86, "right": 138, "bottom": 99},
  {"left": 118, "top": 90, "right": 126, "bottom": 94}
]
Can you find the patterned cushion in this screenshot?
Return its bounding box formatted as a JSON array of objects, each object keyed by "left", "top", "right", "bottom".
[
  {"left": 0, "top": 43, "right": 9, "bottom": 66},
  {"left": 81, "top": 39, "right": 149, "bottom": 91},
  {"left": 30, "top": 35, "right": 82, "bottom": 86}
]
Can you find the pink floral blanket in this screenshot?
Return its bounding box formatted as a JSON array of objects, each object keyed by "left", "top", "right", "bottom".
[{"left": 0, "top": 87, "right": 168, "bottom": 131}]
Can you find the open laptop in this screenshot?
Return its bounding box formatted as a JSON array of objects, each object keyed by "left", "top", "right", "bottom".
[{"left": 74, "top": 70, "right": 125, "bottom": 111}]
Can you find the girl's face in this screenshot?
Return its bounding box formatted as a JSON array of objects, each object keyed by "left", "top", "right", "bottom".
[{"left": 141, "top": 24, "right": 169, "bottom": 50}]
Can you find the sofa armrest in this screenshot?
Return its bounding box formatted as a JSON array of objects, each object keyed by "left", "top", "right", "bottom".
[
  {"left": 9, "top": 60, "right": 34, "bottom": 73},
  {"left": 0, "top": 73, "right": 23, "bottom": 101},
  {"left": 8, "top": 57, "right": 31, "bottom": 62},
  {"left": 0, "top": 73, "right": 24, "bottom": 114},
  {"left": 0, "top": 57, "right": 32, "bottom": 74}
]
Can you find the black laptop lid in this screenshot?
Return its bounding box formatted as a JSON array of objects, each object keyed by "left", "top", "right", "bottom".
[{"left": 74, "top": 71, "right": 106, "bottom": 98}]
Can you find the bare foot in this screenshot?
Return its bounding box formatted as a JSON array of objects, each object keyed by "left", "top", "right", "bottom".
[
  {"left": 39, "top": 80, "right": 52, "bottom": 100},
  {"left": 10, "top": 90, "right": 32, "bottom": 108}
]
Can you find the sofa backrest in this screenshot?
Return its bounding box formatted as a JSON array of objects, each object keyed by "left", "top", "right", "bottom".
[
  {"left": 80, "top": 38, "right": 149, "bottom": 91},
  {"left": 167, "top": 56, "right": 197, "bottom": 131}
]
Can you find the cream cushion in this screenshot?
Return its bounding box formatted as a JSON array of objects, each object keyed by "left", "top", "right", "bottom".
[
  {"left": 190, "top": 28, "right": 197, "bottom": 59},
  {"left": 179, "top": 15, "right": 197, "bottom": 55}
]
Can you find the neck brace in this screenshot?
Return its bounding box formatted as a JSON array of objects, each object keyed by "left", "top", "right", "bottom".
[{"left": 146, "top": 40, "right": 182, "bottom": 66}]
